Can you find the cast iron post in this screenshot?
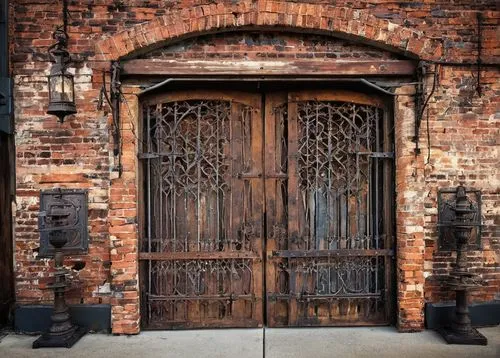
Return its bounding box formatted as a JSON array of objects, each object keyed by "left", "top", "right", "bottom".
[
  {"left": 33, "top": 210, "right": 87, "bottom": 348},
  {"left": 438, "top": 186, "right": 487, "bottom": 345}
]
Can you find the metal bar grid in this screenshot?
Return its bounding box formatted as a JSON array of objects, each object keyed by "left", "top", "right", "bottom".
[{"left": 272, "top": 98, "right": 394, "bottom": 326}]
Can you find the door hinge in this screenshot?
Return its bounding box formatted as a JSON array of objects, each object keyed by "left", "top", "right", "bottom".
[{"left": 267, "top": 293, "right": 277, "bottom": 302}]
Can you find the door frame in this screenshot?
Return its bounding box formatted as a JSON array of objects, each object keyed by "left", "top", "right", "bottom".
[{"left": 113, "top": 65, "right": 422, "bottom": 333}]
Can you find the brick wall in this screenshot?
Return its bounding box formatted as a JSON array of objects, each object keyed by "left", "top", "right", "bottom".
[
  {"left": 10, "top": 0, "right": 499, "bottom": 334},
  {"left": 423, "top": 66, "right": 500, "bottom": 304},
  {"left": 138, "top": 31, "right": 402, "bottom": 60}
]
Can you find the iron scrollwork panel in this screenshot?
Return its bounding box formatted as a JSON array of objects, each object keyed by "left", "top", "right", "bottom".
[
  {"left": 272, "top": 257, "right": 386, "bottom": 325},
  {"left": 269, "top": 97, "right": 393, "bottom": 326},
  {"left": 147, "top": 259, "right": 254, "bottom": 326},
  {"left": 145, "top": 100, "right": 232, "bottom": 253},
  {"left": 141, "top": 97, "right": 262, "bottom": 328},
  {"left": 295, "top": 101, "right": 387, "bottom": 251}
]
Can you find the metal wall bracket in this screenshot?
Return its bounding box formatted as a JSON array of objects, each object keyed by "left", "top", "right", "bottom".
[
  {"left": 110, "top": 61, "right": 121, "bottom": 157},
  {"left": 413, "top": 61, "right": 426, "bottom": 156}
]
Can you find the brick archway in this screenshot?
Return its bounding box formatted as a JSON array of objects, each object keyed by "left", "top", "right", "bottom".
[
  {"left": 95, "top": 1, "right": 442, "bottom": 63},
  {"left": 100, "top": 1, "right": 431, "bottom": 335}
]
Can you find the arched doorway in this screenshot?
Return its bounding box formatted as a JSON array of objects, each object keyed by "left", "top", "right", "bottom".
[{"left": 103, "top": 19, "right": 427, "bottom": 332}]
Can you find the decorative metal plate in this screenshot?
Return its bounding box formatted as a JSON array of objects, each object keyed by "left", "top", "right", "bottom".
[
  {"left": 438, "top": 188, "right": 482, "bottom": 250},
  {"left": 38, "top": 189, "right": 88, "bottom": 257}
]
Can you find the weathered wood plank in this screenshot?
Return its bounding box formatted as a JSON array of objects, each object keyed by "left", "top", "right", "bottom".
[
  {"left": 264, "top": 92, "right": 288, "bottom": 327},
  {"left": 249, "top": 93, "right": 265, "bottom": 325},
  {"left": 288, "top": 89, "right": 387, "bottom": 107},
  {"left": 286, "top": 98, "right": 300, "bottom": 326},
  {"left": 122, "top": 59, "right": 416, "bottom": 76}
]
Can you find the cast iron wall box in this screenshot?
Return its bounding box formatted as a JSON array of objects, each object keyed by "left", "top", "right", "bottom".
[
  {"left": 438, "top": 188, "right": 482, "bottom": 250},
  {"left": 39, "top": 189, "right": 88, "bottom": 257}
]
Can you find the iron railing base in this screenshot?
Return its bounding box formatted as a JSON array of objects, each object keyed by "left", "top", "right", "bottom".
[
  {"left": 32, "top": 326, "right": 87, "bottom": 349},
  {"left": 438, "top": 326, "right": 487, "bottom": 346}
]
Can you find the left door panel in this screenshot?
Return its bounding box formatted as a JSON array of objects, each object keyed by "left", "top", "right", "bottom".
[{"left": 139, "top": 91, "right": 264, "bottom": 329}]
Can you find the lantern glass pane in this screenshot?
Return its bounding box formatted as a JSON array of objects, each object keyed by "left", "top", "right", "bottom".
[
  {"left": 63, "top": 74, "right": 74, "bottom": 102},
  {"left": 49, "top": 74, "right": 74, "bottom": 102},
  {"left": 49, "top": 75, "right": 64, "bottom": 102}
]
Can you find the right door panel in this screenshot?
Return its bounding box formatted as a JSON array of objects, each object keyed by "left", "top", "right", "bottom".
[{"left": 266, "top": 90, "right": 395, "bottom": 327}]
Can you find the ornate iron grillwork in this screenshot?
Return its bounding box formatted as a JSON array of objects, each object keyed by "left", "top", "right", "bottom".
[
  {"left": 145, "top": 100, "right": 232, "bottom": 253},
  {"left": 146, "top": 259, "right": 254, "bottom": 327},
  {"left": 140, "top": 92, "right": 394, "bottom": 329},
  {"left": 296, "top": 101, "right": 386, "bottom": 251},
  {"left": 266, "top": 97, "right": 394, "bottom": 327},
  {"left": 140, "top": 96, "right": 263, "bottom": 329},
  {"left": 271, "top": 257, "right": 386, "bottom": 324}
]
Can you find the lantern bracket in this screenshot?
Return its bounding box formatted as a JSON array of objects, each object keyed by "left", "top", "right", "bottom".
[
  {"left": 47, "top": 27, "right": 70, "bottom": 63},
  {"left": 48, "top": 0, "right": 71, "bottom": 66}
]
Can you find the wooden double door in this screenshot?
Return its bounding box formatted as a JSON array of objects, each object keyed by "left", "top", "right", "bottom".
[{"left": 139, "top": 89, "right": 394, "bottom": 329}]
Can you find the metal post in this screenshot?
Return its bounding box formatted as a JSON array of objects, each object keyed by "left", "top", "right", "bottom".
[
  {"left": 438, "top": 186, "right": 487, "bottom": 345},
  {"left": 32, "top": 229, "right": 87, "bottom": 348}
]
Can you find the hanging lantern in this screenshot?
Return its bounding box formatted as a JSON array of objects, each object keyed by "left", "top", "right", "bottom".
[
  {"left": 47, "top": 18, "right": 76, "bottom": 123},
  {"left": 47, "top": 51, "right": 76, "bottom": 122}
]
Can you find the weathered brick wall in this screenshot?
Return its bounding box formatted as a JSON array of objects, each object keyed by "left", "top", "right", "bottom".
[
  {"left": 10, "top": 0, "right": 499, "bottom": 334},
  {"left": 423, "top": 66, "right": 500, "bottom": 304},
  {"left": 138, "top": 31, "right": 402, "bottom": 60}
]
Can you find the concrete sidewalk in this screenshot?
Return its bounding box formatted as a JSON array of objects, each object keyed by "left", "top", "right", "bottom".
[{"left": 0, "top": 326, "right": 499, "bottom": 358}]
